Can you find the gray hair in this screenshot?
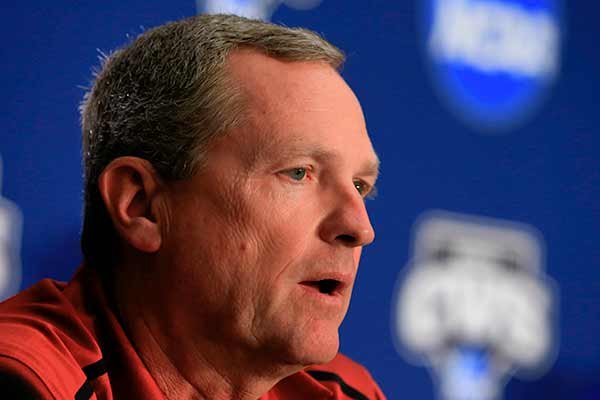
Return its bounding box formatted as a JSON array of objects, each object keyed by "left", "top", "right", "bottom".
[{"left": 80, "top": 13, "right": 345, "bottom": 270}]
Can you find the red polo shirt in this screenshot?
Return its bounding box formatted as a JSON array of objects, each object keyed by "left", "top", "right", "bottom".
[{"left": 0, "top": 267, "right": 386, "bottom": 399}]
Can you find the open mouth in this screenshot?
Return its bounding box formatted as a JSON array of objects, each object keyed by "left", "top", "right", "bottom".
[{"left": 300, "top": 279, "right": 342, "bottom": 296}]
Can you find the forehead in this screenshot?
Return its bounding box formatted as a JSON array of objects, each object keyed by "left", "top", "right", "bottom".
[
  {"left": 225, "top": 50, "right": 378, "bottom": 171},
  {"left": 228, "top": 50, "right": 357, "bottom": 119}
]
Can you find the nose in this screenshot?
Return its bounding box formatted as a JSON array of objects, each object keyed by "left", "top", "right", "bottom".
[{"left": 319, "top": 187, "right": 375, "bottom": 248}]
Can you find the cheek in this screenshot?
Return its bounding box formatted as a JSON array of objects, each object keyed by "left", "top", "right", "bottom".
[
  {"left": 219, "top": 177, "right": 321, "bottom": 286},
  {"left": 239, "top": 189, "right": 309, "bottom": 251},
  {"left": 239, "top": 216, "right": 313, "bottom": 301}
]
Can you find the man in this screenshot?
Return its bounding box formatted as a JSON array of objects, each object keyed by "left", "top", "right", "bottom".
[{"left": 0, "top": 14, "right": 384, "bottom": 399}]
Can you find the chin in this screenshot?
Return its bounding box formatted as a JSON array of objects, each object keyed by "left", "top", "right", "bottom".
[{"left": 281, "top": 322, "right": 341, "bottom": 367}]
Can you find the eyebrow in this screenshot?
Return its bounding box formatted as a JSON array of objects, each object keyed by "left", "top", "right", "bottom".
[
  {"left": 248, "top": 134, "right": 380, "bottom": 180},
  {"left": 361, "top": 154, "right": 380, "bottom": 179}
]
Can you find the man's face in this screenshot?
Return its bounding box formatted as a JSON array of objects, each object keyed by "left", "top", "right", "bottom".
[{"left": 156, "top": 50, "right": 378, "bottom": 368}]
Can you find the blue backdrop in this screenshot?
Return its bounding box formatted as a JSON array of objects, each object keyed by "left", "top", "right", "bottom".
[{"left": 1, "top": 1, "right": 598, "bottom": 398}]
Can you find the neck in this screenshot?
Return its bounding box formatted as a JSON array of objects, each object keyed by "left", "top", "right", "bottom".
[{"left": 111, "top": 261, "right": 301, "bottom": 400}]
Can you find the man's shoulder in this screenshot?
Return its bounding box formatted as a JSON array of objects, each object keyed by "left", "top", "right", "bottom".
[
  {"left": 0, "top": 278, "right": 72, "bottom": 353},
  {"left": 0, "top": 276, "right": 101, "bottom": 399},
  {"left": 0, "top": 272, "right": 98, "bottom": 349},
  {"left": 306, "top": 353, "right": 387, "bottom": 400},
  {"left": 0, "top": 354, "right": 56, "bottom": 399},
  {"left": 0, "top": 277, "right": 83, "bottom": 352}
]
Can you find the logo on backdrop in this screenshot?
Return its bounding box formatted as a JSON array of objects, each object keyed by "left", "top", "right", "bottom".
[
  {"left": 393, "top": 211, "right": 557, "bottom": 400},
  {"left": 422, "top": 0, "right": 562, "bottom": 131},
  {"left": 197, "top": 0, "right": 323, "bottom": 20},
  {"left": 0, "top": 156, "right": 23, "bottom": 300}
]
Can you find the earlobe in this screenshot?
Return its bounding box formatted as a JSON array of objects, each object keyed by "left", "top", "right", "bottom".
[{"left": 98, "top": 157, "right": 163, "bottom": 253}]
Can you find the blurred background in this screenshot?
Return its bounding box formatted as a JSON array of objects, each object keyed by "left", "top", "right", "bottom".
[{"left": 1, "top": 0, "right": 598, "bottom": 398}]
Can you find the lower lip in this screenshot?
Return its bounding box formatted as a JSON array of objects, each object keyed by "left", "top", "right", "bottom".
[{"left": 298, "top": 284, "right": 344, "bottom": 307}]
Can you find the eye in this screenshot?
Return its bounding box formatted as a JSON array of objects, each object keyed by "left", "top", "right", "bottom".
[
  {"left": 354, "top": 179, "right": 377, "bottom": 199},
  {"left": 283, "top": 167, "right": 307, "bottom": 181}
]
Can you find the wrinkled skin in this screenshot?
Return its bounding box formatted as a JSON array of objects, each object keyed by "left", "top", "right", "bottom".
[{"left": 113, "top": 49, "right": 379, "bottom": 399}]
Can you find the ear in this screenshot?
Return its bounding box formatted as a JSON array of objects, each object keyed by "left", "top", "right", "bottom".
[{"left": 98, "top": 157, "right": 163, "bottom": 253}]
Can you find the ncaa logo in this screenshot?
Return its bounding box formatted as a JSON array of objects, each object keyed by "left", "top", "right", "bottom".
[
  {"left": 393, "top": 211, "right": 558, "bottom": 400},
  {"left": 0, "top": 156, "right": 23, "bottom": 301},
  {"left": 197, "top": 0, "right": 323, "bottom": 21},
  {"left": 422, "top": 0, "right": 563, "bottom": 131}
]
